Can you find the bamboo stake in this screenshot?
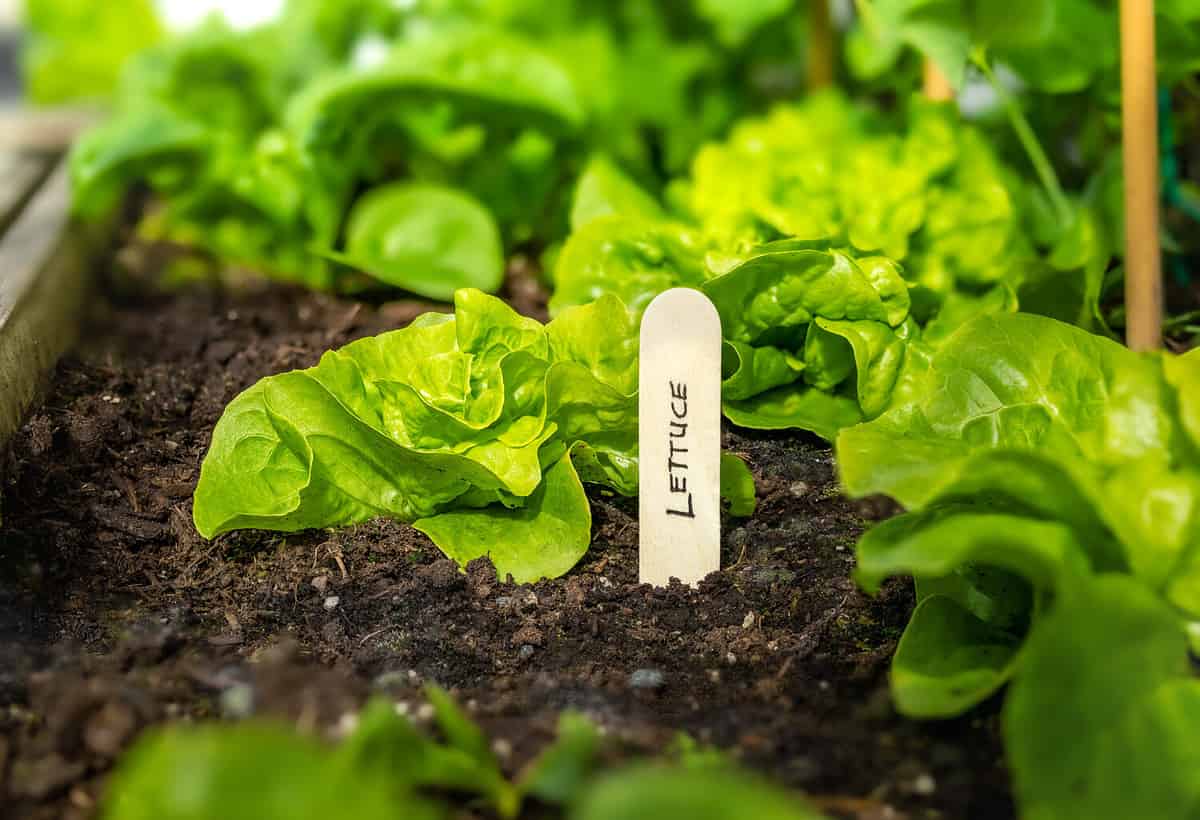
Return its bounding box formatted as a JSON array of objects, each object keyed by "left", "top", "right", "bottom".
[
  {"left": 923, "top": 60, "right": 954, "bottom": 101},
  {"left": 808, "top": 0, "right": 834, "bottom": 90},
  {"left": 1121, "top": 0, "right": 1163, "bottom": 351}
]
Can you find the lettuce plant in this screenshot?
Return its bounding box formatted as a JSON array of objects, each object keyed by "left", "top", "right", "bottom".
[
  {"left": 835, "top": 310, "right": 1200, "bottom": 817},
  {"left": 193, "top": 291, "right": 754, "bottom": 581},
  {"left": 551, "top": 97, "right": 1047, "bottom": 441}
]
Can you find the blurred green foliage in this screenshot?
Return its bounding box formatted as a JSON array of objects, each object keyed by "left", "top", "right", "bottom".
[
  {"left": 49, "top": 0, "right": 813, "bottom": 294},
  {"left": 102, "top": 688, "right": 829, "bottom": 820},
  {"left": 21, "top": 0, "right": 164, "bottom": 104}
]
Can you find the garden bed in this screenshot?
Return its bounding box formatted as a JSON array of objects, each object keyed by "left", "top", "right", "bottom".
[{"left": 1, "top": 254, "right": 1011, "bottom": 820}]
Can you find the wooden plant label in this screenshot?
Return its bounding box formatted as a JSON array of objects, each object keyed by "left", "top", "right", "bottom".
[{"left": 638, "top": 288, "right": 722, "bottom": 587}]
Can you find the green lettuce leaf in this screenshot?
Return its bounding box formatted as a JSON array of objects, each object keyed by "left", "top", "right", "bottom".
[
  {"left": 1005, "top": 576, "right": 1200, "bottom": 820},
  {"left": 719, "top": 453, "right": 757, "bottom": 518},
  {"left": 723, "top": 384, "right": 864, "bottom": 441},
  {"left": 574, "top": 767, "right": 829, "bottom": 820},
  {"left": 550, "top": 217, "right": 709, "bottom": 317},
  {"left": 721, "top": 341, "right": 805, "bottom": 402},
  {"left": 70, "top": 105, "right": 210, "bottom": 218},
  {"left": 329, "top": 182, "right": 504, "bottom": 299},
  {"left": 101, "top": 719, "right": 438, "bottom": 820},
  {"left": 838, "top": 313, "right": 1187, "bottom": 510},
  {"left": 570, "top": 154, "right": 664, "bottom": 231},
  {"left": 703, "top": 250, "right": 910, "bottom": 343},
  {"left": 414, "top": 452, "right": 591, "bottom": 584},
  {"left": 691, "top": 0, "right": 794, "bottom": 47}
]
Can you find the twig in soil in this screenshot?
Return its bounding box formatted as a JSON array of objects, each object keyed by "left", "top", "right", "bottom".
[
  {"left": 791, "top": 593, "right": 851, "bottom": 661},
  {"left": 111, "top": 470, "right": 141, "bottom": 513},
  {"left": 359, "top": 625, "right": 400, "bottom": 646},
  {"left": 729, "top": 541, "right": 749, "bottom": 571},
  {"left": 175, "top": 529, "right": 223, "bottom": 586},
  {"left": 313, "top": 542, "right": 349, "bottom": 579}
]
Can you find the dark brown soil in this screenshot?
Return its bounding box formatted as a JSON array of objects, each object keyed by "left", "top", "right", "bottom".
[{"left": 0, "top": 263, "right": 1013, "bottom": 820}]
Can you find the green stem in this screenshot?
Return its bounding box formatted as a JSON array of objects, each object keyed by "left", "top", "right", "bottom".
[{"left": 976, "top": 56, "right": 1072, "bottom": 227}]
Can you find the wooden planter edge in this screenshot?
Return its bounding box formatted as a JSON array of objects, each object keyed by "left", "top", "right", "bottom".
[{"left": 0, "top": 159, "right": 113, "bottom": 456}]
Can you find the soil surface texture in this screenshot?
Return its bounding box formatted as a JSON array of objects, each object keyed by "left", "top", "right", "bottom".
[{"left": 1, "top": 260, "right": 1012, "bottom": 820}]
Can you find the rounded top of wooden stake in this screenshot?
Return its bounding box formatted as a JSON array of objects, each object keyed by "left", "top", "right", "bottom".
[{"left": 640, "top": 288, "right": 721, "bottom": 336}]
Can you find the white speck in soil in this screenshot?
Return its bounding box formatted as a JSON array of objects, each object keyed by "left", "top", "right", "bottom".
[
  {"left": 742, "top": 611, "right": 756, "bottom": 629},
  {"left": 416, "top": 702, "right": 435, "bottom": 722},
  {"left": 788, "top": 480, "right": 810, "bottom": 498},
  {"left": 372, "top": 670, "right": 407, "bottom": 691},
  {"left": 492, "top": 738, "right": 513, "bottom": 760},
  {"left": 336, "top": 712, "right": 359, "bottom": 737},
  {"left": 629, "top": 668, "right": 665, "bottom": 690},
  {"left": 912, "top": 773, "right": 937, "bottom": 795},
  {"left": 220, "top": 684, "right": 255, "bottom": 719},
  {"left": 323, "top": 595, "right": 340, "bottom": 611},
  {"left": 518, "top": 644, "right": 536, "bottom": 662}
]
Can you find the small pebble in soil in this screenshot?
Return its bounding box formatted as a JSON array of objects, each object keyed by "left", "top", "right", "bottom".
[
  {"left": 83, "top": 701, "right": 138, "bottom": 758},
  {"left": 911, "top": 773, "right": 937, "bottom": 795},
  {"left": 311, "top": 575, "right": 328, "bottom": 593},
  {"left": 742, "top": 611, "right": 756, "bottom": 629},
  {"left": 628, "top": 668, "right": 665, "bottom": 690},
  {"left": 517, "top": 644, "right": 536, "bottom": 662},
  {"left": 323, "top": 595, "right": 340, "bottom": 611},
  {"left": 788, "top": 480, "right": 810, "bottom": 498},
  {"left": 491, "top": 738, "right": 513, "bottom": 760},
  {"left": 373, "top": 670, "right": 409, "bottom": 691},
  {"left": 220, "top": 683, "right": 255, "bottom": 719},
  {"left": 335, "top": 712, "right": 359, "bottom": 738},
  {"left": 416, "top": 702, "right": 435, "bottom": 722}
]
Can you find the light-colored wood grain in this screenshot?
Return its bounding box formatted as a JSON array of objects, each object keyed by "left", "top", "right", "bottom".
[
  {"left": 0, "top": 153, "right": 51, "bottom": 236},
  {"left": 0, "top": 106, "right": 103, "bottom": 152},
  {"left": 1121, "top": 0, "right": 1163, "bottom": 351},
  {"left": 638, "top": 288, "right": 722, "bottom": 587},
  {"left": 0, "top": 161, "right": 107, "bottom": 453}
]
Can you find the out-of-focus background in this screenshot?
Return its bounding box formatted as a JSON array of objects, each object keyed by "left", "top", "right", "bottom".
[{"left": 0, "top": 0, "right": 282, "bottom": 104}]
